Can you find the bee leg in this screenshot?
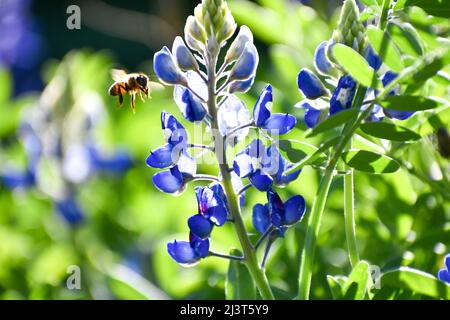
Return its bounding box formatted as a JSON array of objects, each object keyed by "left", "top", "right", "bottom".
[
  {"left": 139, "top": 91, "right": 146, "bottom": 103},
  {"left": 118, "top": 93, "right": 124, "bottom": 105},
  {"left": 131, "top": 93, "right": 136, "bottom": 114}
]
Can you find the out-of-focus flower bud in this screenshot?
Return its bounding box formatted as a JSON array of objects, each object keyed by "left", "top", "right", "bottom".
[
  {"left": 172, "top": 37, "right": 199, "bottom": 72},
  {"left": 225, "top": 26, "right": 253, "bottom": 64},
  {"left": 153, "top": 47, "right": 187, "bottom": 86},
  {"left": 314, "top": 41, "right": 334, "bottom": 75},
  {"left": 229, "top": 42, "right": 259, "bottom": 81}
]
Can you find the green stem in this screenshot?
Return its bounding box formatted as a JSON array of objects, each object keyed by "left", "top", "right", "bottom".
[
  {"left": 344, "top": 164, "right": 359, "bottom": 267},
  {"left": 206, "top": 53, "right": 274, "bottom": 300},
  {"left": 298, "top": 86, "right": 367, "bottom": 300}
]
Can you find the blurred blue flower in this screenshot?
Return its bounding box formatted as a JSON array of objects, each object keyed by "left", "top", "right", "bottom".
[
  {"left": 437, "top": 254, "right": 450, "bottom": 284},
  {"left": 297, "top": 68, "right": 327, "bottom": 99},
  {"left": 253, "top": 84, "right": 296, "bottom": 135},
  {"left": 0, "top": 0, "right": 43, "bottom": 95},
  {"left": 167, "top": 233, "right": 209, "bottom": 266},
  {"left": 89, "top": 147, "right": 134, "bottom": 174},
  {"left": 1, "top": 169, "right": 35, "bottom": 189},
  {"left": 55, "top": 197, "right": 84, "bottom": 225},
  {"left": 253, "top": 189, "right": 306, "bottom": 237}
]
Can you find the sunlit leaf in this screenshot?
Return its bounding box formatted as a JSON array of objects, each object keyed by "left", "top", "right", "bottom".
[
  {"left": 379, "top": 95, "right": 439, "bottom": 112},
  {"left": 387, "top": 22, "right": 424, "bottom": 57},
  {"left": 381, "top": 267, "right": 450, "bottom": 299},
  {"left": 342, "top": 149, "right": 400, "bottom": 174},
  {"left": 332, "top": 44, "right": 380, "bottom": 89},
  {"left": 343, "top": 261, "right": 371, "bottom": 300},
  {"left": 405, "top": 0, "right": 450, "bottom": 18},
  {"left": 307, "top": 109, "right": 359, "bottom": 138},
  {"left": 366, "top": 26, "right": 404, "bottom": 73},
  {"left": 360, "top": 122, "right": 421, "bottom": 141}
]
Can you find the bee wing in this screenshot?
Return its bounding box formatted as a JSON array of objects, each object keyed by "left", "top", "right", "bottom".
[
  {"left": 149, "top": 81, "right": 165, "bottom": 91},
  {"left": 110, "top": 69, "right": 128, "bottom": 82}
]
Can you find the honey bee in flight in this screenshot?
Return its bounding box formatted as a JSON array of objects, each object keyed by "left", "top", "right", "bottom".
[{"left": 108, "top": 69, "right": 162, "bottom": 113}]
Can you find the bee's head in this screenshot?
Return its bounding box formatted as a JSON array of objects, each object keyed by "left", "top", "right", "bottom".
[{"left": 136, "top": 75, "right": 149, "bottom": 95}]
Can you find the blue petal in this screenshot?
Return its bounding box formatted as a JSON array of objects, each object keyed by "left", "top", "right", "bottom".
[
  {"left": 297, "top": 68, "right": 327, "bottom": 99},
  {"left": 189, "top": 233, "right": 210, "bottom": 258},
  {"left": 229, "top": 76, "right": 255, "bottom": 94},
  {"left": 233, "top": 151, "right": 254, "bottom": 178},
  {"left": 152, "top": 167, "right": 184, "bottom": 194},
  {"left": 172, "top": 36, "right": 198, "bottom": 71},
  {"left": 301, "top": 101, "right": 322, "bottom": 128},
  {"left": 283, "top": 195, "right": 306, "bottom": 225},
  {"left": 1, "top": 170, "right": 35, "bottom": 189},
  {"left": 381, "top": 72, "right": 414, "bottom": 120},
  {"left": 207, "top": 206, "right": 228, "bottom": 226},
  {"left": 55, "top": 198, "right": 84, "bottom": 225},
  {"left": 249, "top": 170, "right": 273, "bottom": 191},
  {"left": 253, "top": 84, "right": 272, "bottom": 127},
  {"left": 267, "top": 190, "right": 285, "bottom": 228},
  {"left": 278, "top": 164, "right": 301, "bottom": 186},
  {"left": 188, "top": 214, "right": 214, "bottom": 239},
  {"left": 252, "top": 203, "right": 271, "bottom": 234},
  {"left": 229, "top": 42, "right": 259, "bottom": 81},
  {"left": 330, "top": 75, "right": 357, "bottom": 115},
  {"left": 314, "top": 41, "right": 333, "bottom": 75},
  {"left": 167, "top": 240, "right": 199, "bottom": 265},
  {"left": 161, "top": 112, "right": 188, "bottom": 147},
  {"left": 365, "top": 45, "right": 382, "bottom": 71},
  {"left": 90, "top": 148, "right": 133, "bottom": 173},
  {"left": 153, "top": 47, "right": 186, "bottom": 85},
  {"left": 174, "top": 86, "right": 206, "bottom": 122},
  {"left": 146, "top": 144, "right": 177, "bottom": 169},
  {"left": 218, "top": 96, "right": 251, "bottom": 137},
  {"left": 177, "top": 152, "right": 197, "bottom": 177},
  {"left": 437, "top": 269, "right": 450, "bottom": 284},
  {"left": 262, "top": 113, "right": 296, "bottom": 135}
]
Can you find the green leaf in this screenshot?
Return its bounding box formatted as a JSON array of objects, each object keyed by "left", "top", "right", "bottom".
[
  {"left": 327, "top": 275, "right": 345, "bottom": 299},
  {"left": 332, "top": 44, "right": 380, "bottom": 89},
  {"left": 283, "top": 137, "right": 340, "bottom": 174},
  {"left": 359, "top": 0, "right": 379, "bottom": 8},
  {"left": 381, "top": 267, "right": 450, "bottom": 299},
  {"left": 379, "top": 95, "right": 439, "bottom": 112},
  {"left": 342, "top": 149, "right": 400, "bottom": 174},
  {"left": 108, "top": 278, "right": 149, "bottom": 300},
  {"left": 387, "top": 22, "right": 424, "bottom": 57},
  {"left": 366, "top": 26, "right": 404, "bottom": 73},
  {"left": 278, "top": 140, "right": 324, "bottom": 164},
  {"left": 307, "top": 109, "right": 359, "bottom": 138},
  {"left": 225, "top": 249, "right": 256, "bottom": 300},
  {"left": 405, "top": 0, "right": 450, "bottom": 18},
  {"left": 343, "top": 261, "right": 371, "bottom": 300},
  {"left": 360, "top": 122, "right": 421, "bottom": 141}
]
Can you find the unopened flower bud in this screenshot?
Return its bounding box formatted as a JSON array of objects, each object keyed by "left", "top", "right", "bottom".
[
  {"left": 225, "top": 25, "right": 253, "bottom": 64},
  {"left": 172, "top": 36, "right": 199, "bottom": 72},
  {"left": 153, "top": 47, "right": 187, "bottom": 86},
  {"left": 229, "top": 42, "right": 259, "bottom": 81}
]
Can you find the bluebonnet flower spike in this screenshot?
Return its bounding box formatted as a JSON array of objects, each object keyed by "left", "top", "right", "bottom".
[
  {"left": 153, "top": 47, "right": 187, "bottom": 86},
  {"left": 167, "top": 233, "right": 209, "bottom": 266},
  {"left": 437, "top": 254, "right": 450, "bottom": 284},
  {"left": 297, "top": 68, "right": 327, "bottom": 99},
  {"left": 253, "top": 84, "right": 296, "bottom": 135}
]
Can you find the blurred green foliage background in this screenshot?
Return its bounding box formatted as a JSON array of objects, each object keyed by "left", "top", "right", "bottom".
[{"left": 0, "top": 0, "right": 449, "bottom": 300}]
